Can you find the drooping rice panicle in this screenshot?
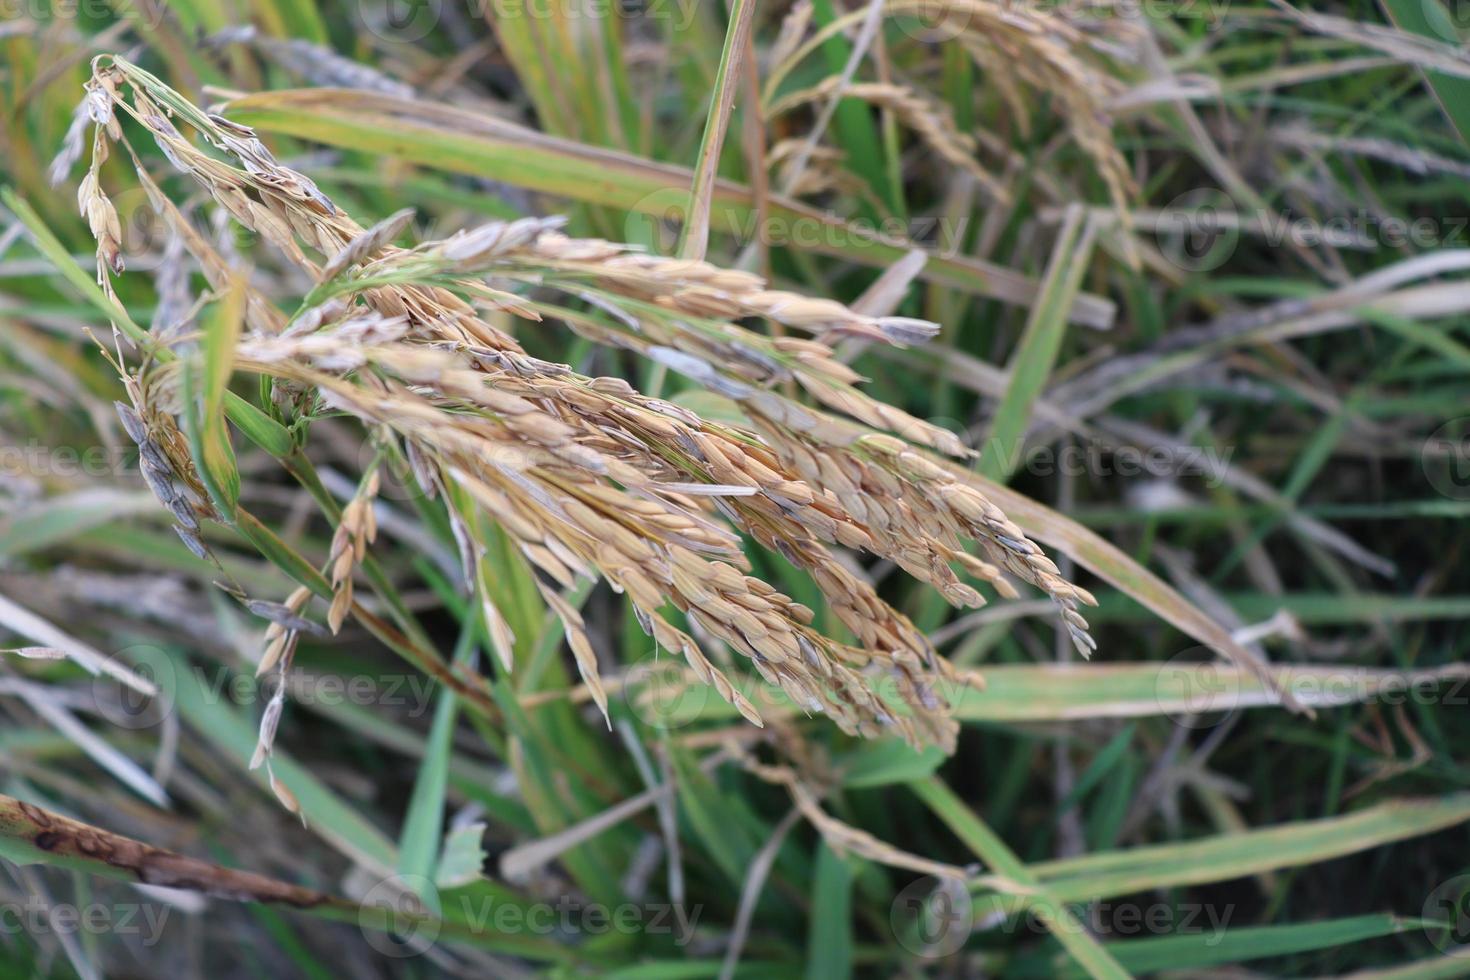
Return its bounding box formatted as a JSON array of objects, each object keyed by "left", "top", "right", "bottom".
[{"left": 76, "top": 54, "right": 1100, "bottom": 751}]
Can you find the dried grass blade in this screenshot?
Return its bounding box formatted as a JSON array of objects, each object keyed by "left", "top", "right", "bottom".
[
  {"left": 0, "top": 792, "right": 332, "bottom": 904},
  {"left": 9, "top": 681, "right": 169, "bottom": 806},
  {"left": 0, "top": 593, "right": 158, "bottom": 695},
  {"left": 965, "top": 470, "right": 1308, "bottom": 714}
]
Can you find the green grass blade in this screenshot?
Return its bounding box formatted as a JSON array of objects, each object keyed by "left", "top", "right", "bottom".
[
  {"left": 909, "top": 776, "right": 1132, "bottom": 980},
  {"left": 1093, "top": 914, "right": 1430, "bottom": 977},
  {"left": 1015, "top": 795, "right": 1470, "bottom": 903},
  {"left": 678, "top": 0, "right": 757, "bottom": 260},
  {"left": 396, "top": 626, "right": 476, "bottom": 914},
  {"left": 1378, "top": 0, "right": 1470, "bottom": 145},
  {"left": 181, "top": 279, "right": 244, "bottom": 518},
  {"left": 980, "top": 206, "right": 1096, "bottom": 482},
  {"left": 806, "top": 842, "right": 854, "bottom": 979}
]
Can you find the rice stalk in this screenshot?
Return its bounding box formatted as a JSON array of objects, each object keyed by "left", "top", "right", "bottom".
[{"left": 75, "top": 54, "right": 1103, "bottom": 752}]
